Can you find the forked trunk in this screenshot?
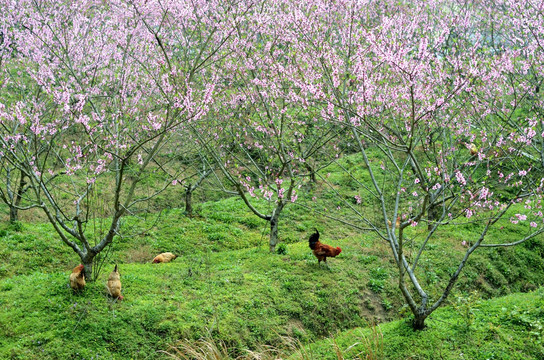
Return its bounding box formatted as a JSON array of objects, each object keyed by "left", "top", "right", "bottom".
[
  {"left": 305, "top": 163, "right": 316, "bottom": 185},
  {"left": 81, "top": 250, "right": 97, "bottom": 282},
  {"left": 82, "top": 260, "right": 93, "bottom": 282},
  {"left": 427, "top": 203, "right": 439, "bottom": 231},
  {"left": 412, "top": 312, "right": 428, "bottom": 330},
  {"left": 9, "top": 206, "right": 18, "bottom": 223}
]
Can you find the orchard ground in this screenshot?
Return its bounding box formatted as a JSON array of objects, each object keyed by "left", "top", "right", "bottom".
[{"left": 1, "top": 195, "right": 543, "bottom": 359}]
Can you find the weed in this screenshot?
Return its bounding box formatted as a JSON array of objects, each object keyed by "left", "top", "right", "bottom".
[
  {"left": 163, "top": 336, "right": 231, "bottom": 360},
  {"left": 368, "top": 279, "right": 384, "bottom": 293},
  {"left": 277, "top": 243, "right": 288, "bottom": 255},
  {"left": 356, "top": 255, "right": 377, "bottom": 265},
  {"left": 453, "top": 291, "right": 481, "bottom": 332},
  {"left": 369, "top": 268, "right": 388, "bottom": 281},
  {"left": 355, "top": 322, "right": 384, "bottom": 360},
  {"left": 381, "top": 299, "right": 392, "bottom": 311},
  {"left": 8, "top": 221, "right": 23, "bottom": 232}
]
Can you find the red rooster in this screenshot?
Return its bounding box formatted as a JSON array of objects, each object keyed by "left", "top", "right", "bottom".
[{"left": 309, "top": 229, "right": 342, "bottom": 265}]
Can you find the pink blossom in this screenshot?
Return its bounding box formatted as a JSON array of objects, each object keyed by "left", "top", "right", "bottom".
[
  {"left": 263, "top": 190, "right": 273, "bottom": 200},
  {"left": 515, "top": 214, "right": 527, "bottom": 221},
  {"left": 455, "top": 171, "right": 467, "bottom": 186}
]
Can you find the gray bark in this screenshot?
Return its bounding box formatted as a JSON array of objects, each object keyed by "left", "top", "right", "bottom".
[
  {"left": 185, "top": 187, "right": 193, "bottom": 217},
  {"left": 269, "top": 204, "right": 283, "bottom": 253}
]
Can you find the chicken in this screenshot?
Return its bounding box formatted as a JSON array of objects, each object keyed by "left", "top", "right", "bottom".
[
  {"left": 152, "top": 252, "right": 177, "bottom": 263},
  {"left": 106, "top": 264, "right": 123, "bottom": 300},
  {"left": 308, "top": 229, "right": 342, "bottom": 264},
  {"left": 387, "top": 216, "right": 401, "bottom": 228},
  {"left": 69, "top": 264, "right": 86, "bottom": 291}
]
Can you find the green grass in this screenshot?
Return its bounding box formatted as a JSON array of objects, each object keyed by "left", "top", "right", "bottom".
[
  {"left": 0, "top": 150, "right": 543, "bottom": 359},
  {"left": 296, "top": 288, "right": 544, "bottom": 359},
  {"left": 0, "top": 198, "right": 543, "bottom": 359},
  {"left": 0, "top": 239, "right": 376, "bottom": 359}
]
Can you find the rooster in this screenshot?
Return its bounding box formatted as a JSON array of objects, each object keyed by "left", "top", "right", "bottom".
[
  {"left": 69, "top": 264, "right": 86, "bottom": 291},
  {"left": 309, "top": 229, "right": 342, "bottom": 264},
  {"left": 106, "top": 264, "right": 123, "bottom": 300},
  {"left": 152, "top": 252, "right": 177, "bottom": 263}
]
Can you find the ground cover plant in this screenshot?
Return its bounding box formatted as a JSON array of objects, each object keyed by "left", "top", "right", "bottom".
[
  {"left": 0, "top": 0, "right": 543, "bottom": 359},
  {"left": 0, "top": 194, "right": 543, "bottom": 359}
]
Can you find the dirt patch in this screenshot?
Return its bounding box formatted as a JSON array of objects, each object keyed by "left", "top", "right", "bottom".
[
  {"left": 358, "top": 290, "right": 390, "bottom": 324},
  {"left": 123, "top": 244, "right": 155, "bottom": 263}
]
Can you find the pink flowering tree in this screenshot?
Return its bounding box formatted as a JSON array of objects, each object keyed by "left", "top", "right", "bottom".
[
  {"left": 487, "top": 0, "right": 544, "bottom": 173},
  {"left": 287, "top": 0, "right": 544, "bottom": 329},
  {"left": 192, "top": 2, "right": 343, "bottom": 252},
  {"left": 168, "top": 134, "right": 216, "bottom": 217},
  {"left": 0, "top": 152, "right": 30, "bottom": 223},
  {"left": 0, "top": 21, "right": 31, "bottom": 223},
  {"left": 0, "top": 0, "right": 246, "bottom": 279}
]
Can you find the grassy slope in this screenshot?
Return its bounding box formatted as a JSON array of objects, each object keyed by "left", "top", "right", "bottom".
[
  {"left": 1, "top": 146, "right": 543, "bottom": 360},
  {"left": 0, "top": 194, "right": 543, "bottom": 359},
  {"left": 0, "top": 238, "right": 374, "bottom": 359},
  {"left": 297, "top": 288, "right": 544, "bottom": 360}
]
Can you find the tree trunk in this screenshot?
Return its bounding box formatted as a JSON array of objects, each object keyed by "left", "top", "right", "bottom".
[
  {"left": 309, "top": 170, "right": 316, "bottom": 184},
  {"left": 78, "top": 246, "right": 99, "bottom": 281},
  {"left": 82, "top": 256, "right": 94, "bottom": 282},
  {"left": 305, "top": 163, "right": 316, "bottom": 185},
  {"left": 412, "top": 312, "right": 428, "bottom": 330},
  {"left": 9, "top": 206, "right": 18, "bottom": 223},
  {"left": 185, "top": 187, "right": 193, "bottom": 217},
  {"left": 269, "top": 205, "right": 283, "bottom": 253},
  {"left": 427, "top": 203, "right": 439, "bottom": 231},
  {"left": 269, "top": 217, "right": 279, "bottom": 253},
  {"left": 9, "top": 173, "right": 26, "bottom": 223}
]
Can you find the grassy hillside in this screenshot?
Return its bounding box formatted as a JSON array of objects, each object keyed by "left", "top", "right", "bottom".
[
  {"left": 0, "top": 238, "right": 377, "bottom": 359},
  {"left": 0, "top": 194, "right": 543, "bottom": 359},
  {"left": 297, "top": 288, "right": 544, "bottom": 360}
]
